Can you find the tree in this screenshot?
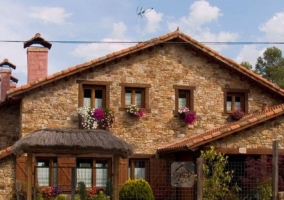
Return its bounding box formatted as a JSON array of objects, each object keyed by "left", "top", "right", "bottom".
[
  {"left": 201, "top": 146, "right": 240, "bottom": 200},
  {"left": 255, "top": 47, "right": 284, "bottom": 88},
  {"left": 240, "top": 61, "right": 252, "bottom": 70}
]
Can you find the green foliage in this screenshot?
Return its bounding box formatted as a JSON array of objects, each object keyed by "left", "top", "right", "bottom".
[
  {"left": 74, "top": 195, "right": 80, "bottom": 200},
  {"left": 119, "top": 178, "right": 154, "bottom": 200},
  {"left": 36, "top": 193, "right": 44, "bottom": 200},
  {"left": 78, "top": 181, "right": 88, "bottom": 200},
  {"left": 201, "top": 146, "right": 240, "bottom": 200},
  {"left": 258, "top": 178, "right": 272, "bottom": 200},
  {"left": 90, "top": 191, "right": 110, "bottom": 200},
  {"left": 105, "top": 178, "right": 112, "bottom": 197},
  {"left": 255, "top": 46, "right": 284, "bottom": 88},
  {"left": 240, "top": 61, "right": 252, "bottom": 70},
  {"left": 57, "top": 194, "right": 68, "bottom": 200}
]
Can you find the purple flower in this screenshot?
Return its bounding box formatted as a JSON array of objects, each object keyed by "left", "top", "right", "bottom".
[
  {"left": 185, "top": 113, "right": 196, "bottom": 125},
  {"left": 93, "top": 108, "right": 105, "bottom": 121}
]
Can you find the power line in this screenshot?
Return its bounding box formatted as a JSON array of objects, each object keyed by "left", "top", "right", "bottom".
[{"left": 0, "top": 40, "right": 283, "bottom": 45}]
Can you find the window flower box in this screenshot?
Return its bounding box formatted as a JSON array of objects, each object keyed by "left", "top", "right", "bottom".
[
  {"left": 230, "top": 109, "right": 244, "bottom": 121},
  {"left": 78, "top": 107, "right": 115, "bottom": 130},
  {"left": 126, "top": 105, "right": 147, "bottom": 118},
  {"left": 178, "top": 107, "right": 196, "bottom": 125}
]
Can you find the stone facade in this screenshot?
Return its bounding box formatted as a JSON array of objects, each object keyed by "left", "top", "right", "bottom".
[
  {"left": 0, "top": 157, "right": 15, "bottom": 200},
  {"left": 0, "top": 104, "right": 20, "bottom": 150},
  {"left": 19, "top": 43, "right": 281, "bottom": 154}
]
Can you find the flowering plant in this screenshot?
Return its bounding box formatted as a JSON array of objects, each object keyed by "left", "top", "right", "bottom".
[
  {"left": 126, "top": 105, "right": 147, "bottom": 118},
  {"left": 87, "top": 186, "right": 105, "bottom": 198},
  {"left": 78, "top": 107, "right": 115, "bottom": 129},
  {"left": 178, "top": 107, "right": 196, "bottom": 125},
  {"left": 40, "top": 186, "right": 60, "bottom": 199},
  {"left": 230, "top": 109, "right": 244, "bottom": 120}
]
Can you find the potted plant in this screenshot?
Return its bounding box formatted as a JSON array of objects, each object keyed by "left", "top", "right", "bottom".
[
  {"left": 78, "top": 107, "right": 115, "bottom": 130},
  {"left": 126, "top": 105, "right": 147, "bottom": 118},
  {"left": 230, "top": 109, "right": 244, "bottom": 121},
  {"left": 178, "top": 107, "right": 196, "bottom": 125}
]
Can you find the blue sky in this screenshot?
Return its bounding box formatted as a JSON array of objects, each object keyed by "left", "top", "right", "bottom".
[{"left": 0, "top": 0, "right": 283, "bottom": 86}]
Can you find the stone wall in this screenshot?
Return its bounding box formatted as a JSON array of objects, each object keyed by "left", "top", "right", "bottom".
[
  {"left": 0, "top": 157, "right": 15, "bottom": 200},
  {"left": 0, "top": 104, "right": 20, "bottom": 149},
  {"left": 211, "top": 116, "right": 284, "bottom": 149},
  {"left": 20, "top": 44, "right": 282, "bottom": 154}
]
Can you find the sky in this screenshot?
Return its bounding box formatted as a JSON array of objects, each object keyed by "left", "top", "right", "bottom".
[{"left": 0, "top": 0, "right": 284, "bottom": 86}]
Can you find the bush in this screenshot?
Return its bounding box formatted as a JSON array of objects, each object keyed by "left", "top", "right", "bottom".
[
  {"left": 78, "top": 181, "right": 88, "bottom": 200},
  {"left": 119, "top": 179, "right": 154, "bottom": 200},
  {"left": 57, "top": 194, "right": 68, "bottom": 200}
]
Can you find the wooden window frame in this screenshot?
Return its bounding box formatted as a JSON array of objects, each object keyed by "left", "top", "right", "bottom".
[
  {"left": 173, "top": 85, "right": 196, "bottom": 115},
  {"left": 120, "top": 83, "right": 151, "bottom": 111},
  {"left": 223, "top": 88, "right": 249, "bottom": 114},
  {"left": 76, "top": 158, "right": 112, "bottom": 188},
  {"left": 35, "top": 157, "right": 57, "bottom": 187},
  {"left": 77, "top": 80, "right": 111, "bottom": 108},
  {"left": 128, "top": 159, "right": 150, "bottom": 182}
]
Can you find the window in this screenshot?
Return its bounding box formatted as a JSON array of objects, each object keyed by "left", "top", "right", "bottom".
[
  {"left": 223, "top": 89, "right": 249, "bottom": 113},
  {"left": 77, "top": 81, "right": 111, "bottom": 108},
  {"left": 128, "top": 160, "right": 149, "bottom": 180},
  {"left": 120, "top": 83, "right": 151, "bottom": 110},
  {"left": 76, "top": 158, "right": 110, "bottom": 188},
  {"left": 173, "top": 85, "right": 196, "bottom": 113},
  {"left": 36, "top": 158, "right": 57, "bottom": 186}
]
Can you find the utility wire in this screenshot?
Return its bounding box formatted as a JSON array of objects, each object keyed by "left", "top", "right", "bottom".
[{"left": 0, "top": 40, "right": 283, "bottom": 45}]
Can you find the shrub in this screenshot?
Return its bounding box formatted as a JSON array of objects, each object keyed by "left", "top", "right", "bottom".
[
  {"left": 57, "top": 194, "right": 68, "bottom": 200},
  {"left": 119, "top": 178, "right": 154, "bottom": 200},
  {"left": 78, "top": 181, "right": 88, "bottom": 200}
]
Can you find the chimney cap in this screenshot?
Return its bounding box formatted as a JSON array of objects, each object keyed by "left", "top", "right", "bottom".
[
  {"left": 0, "top": 58, "right": 16, "bottom": 70},
  {"left": 24, "top": 33, "right": 52, "bottom": 49}
]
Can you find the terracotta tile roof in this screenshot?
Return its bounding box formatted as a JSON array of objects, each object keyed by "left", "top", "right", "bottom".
[
  {"left": 157, "top": 104, "right": 284, "bottom": 153},
  {"left": 0, "top": 146, "right": 12, "bottom": 160},
  {"left": 1, "top": 29, "right": 284, "bottom": 104}
]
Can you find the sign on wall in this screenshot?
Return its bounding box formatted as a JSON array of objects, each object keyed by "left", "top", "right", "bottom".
[{"left": 171, "top": 162, "right": 196, "bottom": 187}]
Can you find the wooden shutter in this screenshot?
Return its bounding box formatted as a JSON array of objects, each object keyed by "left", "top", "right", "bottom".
[
  {"left": 118, "top": 158, "right": 128, "bottom": 189},
  {"left": 16, "top": 156, "right": 27, "bottom": 182},
  {"left": 57, "top": 157, "right": 75, "bottom": 191}
]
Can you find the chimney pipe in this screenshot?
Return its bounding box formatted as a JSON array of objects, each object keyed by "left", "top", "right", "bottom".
[
  {"left": 24, "top": 33, "right": 52, "bottom": 84},
  {"left": 0, "top": 59, "right": 17, "bottom": 101}
]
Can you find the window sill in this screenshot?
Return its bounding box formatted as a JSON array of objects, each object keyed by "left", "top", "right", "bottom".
[{"left": 119, "top": 107, "right": 151, "bottom": 113}]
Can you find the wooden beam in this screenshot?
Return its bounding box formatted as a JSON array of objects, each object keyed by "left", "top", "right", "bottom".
[
  {"left": 27, "top": 151, "right": 32, "bottom": 200},
  {"left": 113, "top": 155, "right": 120, "bottom": 200},
  {"left": 215, "top": 147, "right": 284, "bottom": 155}
]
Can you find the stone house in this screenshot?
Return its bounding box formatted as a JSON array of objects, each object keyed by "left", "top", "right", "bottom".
[{"left": 1, "top": 29, "right": 284, "bottom": 200}]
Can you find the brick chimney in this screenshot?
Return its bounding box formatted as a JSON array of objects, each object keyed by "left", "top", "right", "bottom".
[
  {"left": 0, "top": 59, "right": 17, "bottom": 101},
  {"left": 24, "top": 33, "right": 52, "bottom": 84}
]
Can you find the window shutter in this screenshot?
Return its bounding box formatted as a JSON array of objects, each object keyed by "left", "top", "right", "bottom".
[
  {"left": 57, "top": 157, "right": 75, "bottom": 191},
  {"left": 16, "top": 156, "right": 27, "bottom": 182},
  {"left": 118, "top": 158, "right": 128, "bottom": 189}
]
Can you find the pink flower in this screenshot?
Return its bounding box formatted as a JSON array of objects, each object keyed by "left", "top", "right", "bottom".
[
  {"left": 184, "top": 113, "right": 196, "bottom": 125},
  {"left": 93, "top": 108, "right": 105, "bottom": 121}
]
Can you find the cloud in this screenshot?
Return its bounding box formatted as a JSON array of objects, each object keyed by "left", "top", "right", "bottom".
[
  {"left": 259, "top": 12, "right": 284, "bottom": 42},
  {"left": 235, "top": 45, "right": 264, "bottom": 68},
  {"left": 144, "top": 9, "right": 163, "bottom": 34},
  {"left": 109, "top": 22, "right": 127, "bottom": 39},
  {"left": 29, "top": 7, "right": 72, "bottom": 25}
]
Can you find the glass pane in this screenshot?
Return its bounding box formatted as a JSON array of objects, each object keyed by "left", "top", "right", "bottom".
[
  {"left": 37, "top": 162, "right": 49, "bottom": 186},
  {"left": 95, "top": 90, "right": 103, "bottom": 108},
  {"left": 77, "top": 168, "right": 92, "bottom": 187},
  {"left": 135, "top": 90, "right": 142, "bottom": 106},
  {"left": 53, "top": 163, "right": 58, "bottom": 186},
  {"left": 125, "top": 90, "right": 132, "bottom": 105},
  {"left": 96, "top": 161, "right": 108, "bottom": 187},
  {"left": 178, "top": 93, "right": 187, "bottom": 108},
  {"left": 134, "top": 161, "right": 145, "bottom": 179},
  {"left": 235, "top": 96, "right": 241, "bottom": 109},
  {"left": 226, "top": 96, "right": 232, "bottom": 111},
  {"left": 84, "top": 89, "right": 91, "bottom": 107}
]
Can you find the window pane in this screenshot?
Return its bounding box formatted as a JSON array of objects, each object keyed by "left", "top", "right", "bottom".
[
  {"left": 226, "top": 96, "right": 232, "bottom": 111},
  {"left": 37, "top": 162, "right": 49, "bottom": 186},
  {"left": 95, "top": 90, "right": 103, "bottom": 108},
  {"left": 77, "top": 168, "right": 92, "bottom": 187},
  {"left": 129, "top": 161, "right": 146, "bottom": 179},
  {"left": 84, "top": 89, "right": 91, "bottom": 107},
  {"left": 125, "top": 90, "right": 132, "bottom": 105},
  {"left": 53, "top": 163, "right": 58, "bottom": 186},
  {"left": 135, "top": 90, "right": 142, "bottom": 106},
  {"left": 77, "top": 160, "right": 92, "bottom": 187},
  {"left": 178, "top": 93, "right": 187, "bottom": 108},
  {"left": 235, "top": 96, "right": 241, "bottom": 109},
  {"left": 96, "top": 161, "right": 108, "bottom": 187}
]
